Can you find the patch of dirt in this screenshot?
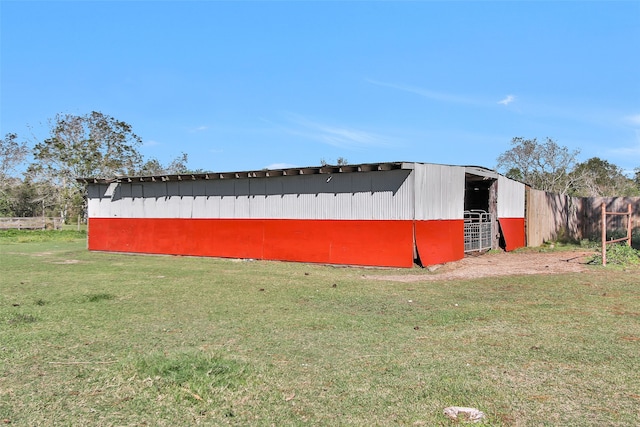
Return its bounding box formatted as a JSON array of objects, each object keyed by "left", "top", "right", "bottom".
[{"left": 365, "top": 250, "right": 598, "bottom": 282}]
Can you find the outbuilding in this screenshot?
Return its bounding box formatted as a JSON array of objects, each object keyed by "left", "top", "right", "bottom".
[{"left": 79, "top": 162, "right": 525, "bottom": 268}]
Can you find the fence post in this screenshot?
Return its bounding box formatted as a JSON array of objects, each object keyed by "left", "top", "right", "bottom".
[
  {"left": 627, "top": 204, "right": 632, "bottom": 247},
  {"left": 601, "top": 202, "right": 606, "bottom": 266}
]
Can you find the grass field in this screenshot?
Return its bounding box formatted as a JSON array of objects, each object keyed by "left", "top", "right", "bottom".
[{"left": 1, "top": 231, "right": 639, "bottom": 426}]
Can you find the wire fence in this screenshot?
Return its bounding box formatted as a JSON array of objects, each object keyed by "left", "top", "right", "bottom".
[{"left": 0, "top": 217, "right": 63, "bottom": 230}]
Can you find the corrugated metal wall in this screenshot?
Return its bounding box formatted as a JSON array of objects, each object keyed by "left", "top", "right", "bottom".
[
  {"left": 87, "top": 184, "right": 111, "bottom": 218},
  {"left": 89, "top": 165, "right": 526, "bottom": 223},
  {"left": 89, "top": 169, "right": 415, "bottom": 220},
  {"left": 413, "top": 164, "right": 466, "bottom": 265},
  {"left": 414, "top": 163, "right": 465, "bottom": 220},
  {"left": 497, "top": 175, "right": 525, "bottom": 218}
]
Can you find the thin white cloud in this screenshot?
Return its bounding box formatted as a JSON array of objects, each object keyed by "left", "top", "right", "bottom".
[
  {"left": 189, "top": 125, "right": 209, "bottom": 133},
  {"left": 606, "top": 116, "right": 640, "bottom": 159},
  {"left": 277, "top": 113, "right": 393, "bottom": 150},
  {"left": 143, "top": 139, "right": 160, "bottom": 147},
  {"left": 366, "top": 78, "right": 479, "bottom": 105},
  {"left": 623, "top": 114, "right": 640, "bottom": 126},
  {"left": 610, "top": 144, "right": 640, "bottom": 157},
  {"left": 606, "top": 129, "right": 640, "bottom": 159},
  {"left": 498, "top": 95, "right": 515, "bottom": 106}
]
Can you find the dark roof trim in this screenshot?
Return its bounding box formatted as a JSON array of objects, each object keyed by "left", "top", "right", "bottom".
[
  {"left": 465, "top": 166, "right": 499, "bottom": 180},
  {"left": 76, "top": 162, "right": 411, "bottom": 185}
]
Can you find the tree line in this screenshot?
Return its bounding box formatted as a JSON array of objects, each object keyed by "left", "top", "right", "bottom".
[
  {"left": 497, "top": 137, "right": 640, "bottom": 197},
  {"left": 1, "top": 111, "right": 639, "bottom": 222},
  {"left": 0, "top": 111, "right": 191, "bottom": 221}
]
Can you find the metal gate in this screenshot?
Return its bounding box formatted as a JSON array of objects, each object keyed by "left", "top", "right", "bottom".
[{"left": 464, "top": 210, "right": 493, "bottom": 252}]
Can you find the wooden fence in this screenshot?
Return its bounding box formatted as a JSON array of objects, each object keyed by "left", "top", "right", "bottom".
[
  {"left": 0, "top": 217, "right": 63, "bottom": 230},
  {"left": 526, "top": 188, "right": 640, "bottom": 247}
]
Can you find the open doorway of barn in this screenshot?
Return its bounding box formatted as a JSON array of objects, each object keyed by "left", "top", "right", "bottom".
[{"left": 464, "top": 171, "right": 499, "bottom": 252}]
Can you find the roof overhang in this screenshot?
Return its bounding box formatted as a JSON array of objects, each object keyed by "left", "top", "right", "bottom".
[
  {"left": 76, "top": 162, "right": 413, "bottom": 185},
  {"left": 465, "top": 166, "right": 499, "bottom": 181}
]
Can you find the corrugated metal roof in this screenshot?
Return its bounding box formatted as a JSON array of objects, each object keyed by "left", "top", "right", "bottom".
[
  {"left": 77, "top": 161, "right": 516, "bottom": 186},
  {"left": 76, "top": 162, "right": 414, "bottom": 184}
]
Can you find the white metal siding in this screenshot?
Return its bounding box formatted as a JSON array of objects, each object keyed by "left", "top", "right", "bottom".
[
  {"left": 87, "top": 184, "right": 110, "bottom": 218},
  {"left": 264, "top": 177, "right": 284, "bottom": 218},
  {"left": 142, "top": 182, "right": 159, "bottom": 218},
  {"left": 350, "top": 173, "right": 373, "bottom": 219},
  {"left": 86, "top": 169, "right": 414, "bottom": 220},
  {"left": 248, "top": 178, "right": 267, "bottom": 219},
  {"left": 131, "top": 184, "right": 144, "bottom": 217},
  {"left": 497, "top": 176, "right": 525, "bottom": 218},
  {"left": 177, "top": 181, "right": 192, "bottom": 218},
  {"left": 414, "top": 164, "right": 465, "bottom": 220},
  {"left": 218, "top": 180, "right": 237, "bottom": 218},
  {"left": 371, "top": 170, "right": 414, "bottom": 220},
  {"left": 192, "top": 181, "right": 208, "bottom": 219},
  {"left": 233, "top": 179, "right": 251, "bottom": 218},
  {"left": 111, "top": 184, "right": 126, "bottom": 217},
  {"left": 165, "top": 182, "right": 182, "bottom": 218}
]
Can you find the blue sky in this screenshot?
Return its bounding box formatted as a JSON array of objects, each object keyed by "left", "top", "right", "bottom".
[{"left": 2, "top": 1, "right": 639, "bottom": 175}]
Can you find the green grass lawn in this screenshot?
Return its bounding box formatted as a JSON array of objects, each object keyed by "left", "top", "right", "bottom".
[{"left": 1, "top": 231, "right": 639, "bottom": 426}]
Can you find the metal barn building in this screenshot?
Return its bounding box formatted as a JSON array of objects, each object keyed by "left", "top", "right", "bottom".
[{"left": 79, "top": 162, "right": 526, "bottom": 268}]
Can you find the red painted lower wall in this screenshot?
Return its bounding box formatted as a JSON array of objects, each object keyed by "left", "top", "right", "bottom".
[
  {"left": 414, "top": 219, "right": 465, "bottom": 266},
  {"left": 88, "top": 218, "right": 417, "bottom": 268},
  {"left": 87, "top": 217, "right": 522, "bottom": 267},
  {"left": 498, "top": 217, "right": 526, "bottom": 251}
]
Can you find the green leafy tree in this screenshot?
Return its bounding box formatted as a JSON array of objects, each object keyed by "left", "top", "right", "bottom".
[
  {"left": 139, "top": 152, "right": 190, "bottom": 175},
  {"left": 497, "top": 137, "right": 580, "bottom": 194},
  {"left": 320, "top": 157, "right": 349, "bottom": 166},
  {"left": 28, "top": 111, "right": 143, "bottom": 221},
  {"left": 0, "top": 133, "right": 30, "bottom": 216},
  {"left": 10, "top": 180, "right": 42, "bottom": 217},
  {"left": 0, "top": 178, "right": 44, "bottom": 217},
  {"left": 0, "top": 133, "right": 29, "bottom": 184},
  {"left": 570, "top": 157, "right": 639, "bottom": 197},
  {"left": 503, "top": 168, "right": 524, "bottom": 182},
  {"left": 0, "top": 177, "right": 19, "bottom": 216}
]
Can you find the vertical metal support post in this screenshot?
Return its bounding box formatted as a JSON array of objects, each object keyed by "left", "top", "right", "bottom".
[
  {"left": 627, "top": 204, "right": 632, "bottom": 247},
  {"left": 601, "top": 202, "right": 606, "bottom": 266}
]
